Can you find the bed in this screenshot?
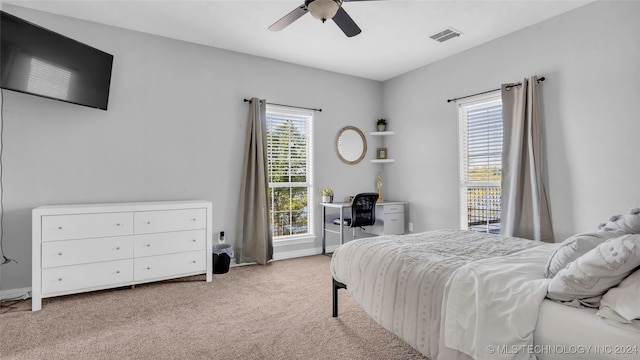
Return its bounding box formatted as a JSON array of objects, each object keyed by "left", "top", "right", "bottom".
[{"left": 330, "top": 228, "right": 640, "bottom": 360}]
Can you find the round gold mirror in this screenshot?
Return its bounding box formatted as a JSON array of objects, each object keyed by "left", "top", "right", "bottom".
[{"left": 335, "top": 126, "right": 367, "bottom": 165}]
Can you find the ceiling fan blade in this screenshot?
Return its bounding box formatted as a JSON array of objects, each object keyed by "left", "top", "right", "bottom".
[
  {"left": 332, "top": 7, "right": 361, "bottom": 37},
  {"left": 268, "top": 5, "right": 308, "bottom": 31}
]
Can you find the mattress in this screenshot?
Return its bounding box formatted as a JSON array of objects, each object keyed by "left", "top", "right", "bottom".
[{"left": 534, "top": 300, "right": 639, "bottom": 360}]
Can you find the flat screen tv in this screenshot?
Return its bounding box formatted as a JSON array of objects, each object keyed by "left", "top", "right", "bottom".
[{"left": 1, "top": 11, "right": 113, "bottom": 110}]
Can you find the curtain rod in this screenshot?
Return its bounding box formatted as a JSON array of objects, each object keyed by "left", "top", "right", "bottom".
[
  {"left": 446, "top": 76, "right": 546, "bottom": 103},
  {"left": 243, "top": 98, "right": 322, "bottom": 112}
]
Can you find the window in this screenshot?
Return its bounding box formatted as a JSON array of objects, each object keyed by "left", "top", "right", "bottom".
[
  {"left": 266, "top": 105, "right": 314, "bottom": 239},
  {"left": 28, "top": 58, "right": 71, "bottom": 100},
  {"left": 458, "top": 93, "right": 502, "bottom": 234}
]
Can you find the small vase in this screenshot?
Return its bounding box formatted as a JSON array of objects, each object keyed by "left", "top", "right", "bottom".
[
  {"left": 322, "top": 195, "right": 332, "bottom": 203},
  {"left": 377, "top": 124, "right": 386, "bottom": 132}
]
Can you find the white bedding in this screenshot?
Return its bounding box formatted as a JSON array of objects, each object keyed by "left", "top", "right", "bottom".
[
  {"left": 443, "top": 245, "right": 640, "bottom": 360},
  {"left": 330, "top": 229, "right": 544, "bottom": 359},
  {"left": 442, "top": 245, "right": 556, "bottom": 360},
  {"left": 332, "top": 230, "right": 640, "bottom": 360}
]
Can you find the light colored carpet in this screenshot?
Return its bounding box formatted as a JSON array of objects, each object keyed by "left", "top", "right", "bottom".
[{"left": 1, "top": 255, "right": 427, "bottom": 359}]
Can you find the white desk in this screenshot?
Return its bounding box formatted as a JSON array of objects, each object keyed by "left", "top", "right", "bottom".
[{"left": 320, "top": 201, "right": 407, "bottom": 254}]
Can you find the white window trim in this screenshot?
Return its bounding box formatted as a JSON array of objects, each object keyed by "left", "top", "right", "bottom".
[
  {"left": 457, "top": 91, "right": 502, "bottom": 231},
  {"left": 266, "top": 104, "right": 315, "bottom": 244}
]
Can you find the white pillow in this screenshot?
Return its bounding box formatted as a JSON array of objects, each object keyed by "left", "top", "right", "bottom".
[
  {"left": 598, "top": 208, "right": 640, "bottom": 233},
  {"left": 544, "top": 230, "right": 623, "bottom": 278},
  {"left": 547, "top": 234, "right": 640, "bottom": 306},
  {"left": 597, "top": 269, "right": 640, "bottom": 323}
]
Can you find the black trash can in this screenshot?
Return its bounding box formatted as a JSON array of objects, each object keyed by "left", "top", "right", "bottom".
[{"left": 212, "top": 244, "right": 234, "bottom": 274}]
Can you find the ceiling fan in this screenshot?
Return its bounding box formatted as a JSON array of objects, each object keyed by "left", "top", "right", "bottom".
[{"left": 268, "top": 0, "right": 378, "bottom": 37}]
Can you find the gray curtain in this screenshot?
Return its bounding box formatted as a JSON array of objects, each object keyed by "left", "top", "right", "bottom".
[
  {"left": 236, "top": 97, "right": 273, "bottom": 264},
  {"left": 500, "top": 76, "right": 554, "bottom": 242}
]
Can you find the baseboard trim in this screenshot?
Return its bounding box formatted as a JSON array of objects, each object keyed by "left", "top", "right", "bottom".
[{"left": 273, "top": 246, "right": 339, "bottom": 261}]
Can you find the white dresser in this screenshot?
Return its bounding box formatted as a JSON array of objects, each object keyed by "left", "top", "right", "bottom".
[{"left": 32, "top": 200, "right": 213, "bottom": 311}]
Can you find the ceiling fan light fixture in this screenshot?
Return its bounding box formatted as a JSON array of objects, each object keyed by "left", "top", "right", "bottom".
[{"left": 307, "top": 0, "right": 341, "bottom": 23}]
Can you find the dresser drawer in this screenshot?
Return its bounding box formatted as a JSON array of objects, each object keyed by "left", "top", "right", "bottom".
[
  {"left": 41, "top": 212, "right": 133, "bottom": 241},
  {"left": 42, "top": 236, "right": 133, "bottom": 268},
  {"left": 134, "top": 209, "right": 207, "bottom": 234},
  {"left": 42, "top": 260, "right": 133, "bottom": 295},
  {"left": 134, "top": 251, "right": 206, "bottom": 282},
  {"left": 134, "top": 230, "right": 206, "bottom": 257}
]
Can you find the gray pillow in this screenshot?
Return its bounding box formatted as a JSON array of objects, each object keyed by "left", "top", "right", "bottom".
[
  {"left": 547, "top": 234, "right": 640, "bottom": 306},
  {"left": 544, "top": 230, "right": 623, "bottom": 278}
]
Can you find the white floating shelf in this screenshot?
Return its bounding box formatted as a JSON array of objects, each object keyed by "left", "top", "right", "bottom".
[
  {"left": 370, "top": 131, "right": 395, "bottom": 136},
  {"left": 371, "top": 159, "right": 395, "bottom": 163}
]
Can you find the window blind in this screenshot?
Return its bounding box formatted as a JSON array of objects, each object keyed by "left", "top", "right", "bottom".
[
  {"left": 466, "top": 102, "right": 503, "bottom": 183},
  {"left": 266, "top": 112, "right": 309, "bottom": 185}
]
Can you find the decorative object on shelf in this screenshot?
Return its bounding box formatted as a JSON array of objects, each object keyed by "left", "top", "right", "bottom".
[
  {"left": 377, "top": 118, "right": 387, "bottom": 131},
  {"left": 377, "top": 172, "right": 384, "bottom": 203},
  {"left": 320, "top": 186, "right": 334, "bottom": 203},
  {"left": 370, "top": 130, "right": 395, "bottom": 163}
]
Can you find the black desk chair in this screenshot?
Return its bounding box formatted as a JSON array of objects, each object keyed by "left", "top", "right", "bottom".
[{"left": 332, "top": 192, "right": 379, "bottom": 239}]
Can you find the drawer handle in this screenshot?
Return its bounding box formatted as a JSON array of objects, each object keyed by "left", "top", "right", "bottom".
[
  {"left": 58, "top": 252, "right": 63, "bottom": 256},
  {"left": 390, "top": 219, "right": 398, "bottom": 222},
  {"left": 58, "top": 226, "right": 63, "bottom": 230},
  {"left": 191, "top": 239, "right": 196, "bottom": 242},
  {"left": 146, "top": 221, "right": 151, "bottom": 225},
  {"left": 58, "top": 278, "right": 63, "bottom": 282},
  {"left": 116, "top": 223, "right": 121, "bottom": 227},
  {"left": 190, "top": 218, "right": 197, "bottom": 221},
  {"left": 116, "top": 270, "right": 120, "bottom": 274},
  {"left": 146, "top": 244, "right": 151, "bottom": 247},
  {"left": 116, "top": 247, "right": 120, "bottom": 250},
  {"left": 146, "top": 267, "right": 151, "bottom": 270},
  {"left": 192, "top": 260, "right": 196, "bottom": 264}
]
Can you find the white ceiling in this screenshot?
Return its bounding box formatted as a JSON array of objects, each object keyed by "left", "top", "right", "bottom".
[{"left": 4, "top": 0, "right": 593, "bottom": 81}]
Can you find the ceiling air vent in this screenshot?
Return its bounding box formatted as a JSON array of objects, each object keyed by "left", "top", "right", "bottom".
[{"left": 430, "top": 28, "right": 461, "bottom": 43}]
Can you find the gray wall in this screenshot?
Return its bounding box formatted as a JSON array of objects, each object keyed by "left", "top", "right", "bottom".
[
  {"left": 2, "top": 1, "right": 639, "bottom": 294},
  {"left": 382, "top": 0, "right": 640, "bottom": 241},
  {"left": 0, "top": 4, "right": 383, "bottom": 292}
]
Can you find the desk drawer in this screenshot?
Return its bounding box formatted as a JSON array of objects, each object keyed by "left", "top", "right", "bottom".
[
  {"left": 383, "top": 212, "right": 405, "bottom": 235},
  {"left": 134, "top": 230, "right": 206, "bottom": 257},
  {"left": 134, "top": 209, "right": 206, "bottom": 234},
  {"left": 42, "top": 260, "right": 133, "bottom": 294},
  {"left": 42, "top": 236, "right": 133, "bottom": 268},
  {"left": 134, "top": 251, "right": 206, "bottom": 282},
  {"left": 42, "top": 213, "right": 133, "bottom": 241},
  {"left": 381, "top": 204, "right": 404, "bottom": 214}
]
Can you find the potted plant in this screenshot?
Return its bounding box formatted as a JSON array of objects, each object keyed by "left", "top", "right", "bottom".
[
  {"left": 319, "top": 186, "right": 334, "bottom": 203},
  {"left": 377, "top": 118, "right": 387, "bottom": 131}
]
